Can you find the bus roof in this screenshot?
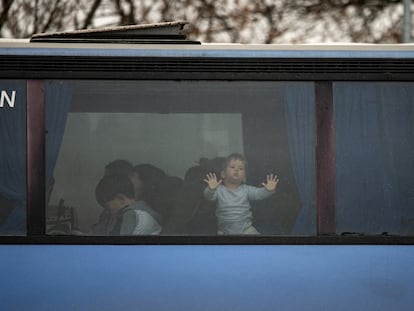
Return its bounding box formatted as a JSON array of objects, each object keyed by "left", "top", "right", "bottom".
[{"left": 1, "top": 39, "right": 414, "bottom": 59}]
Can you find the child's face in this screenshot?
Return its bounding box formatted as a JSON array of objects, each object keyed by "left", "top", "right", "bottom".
[
  {"left": 105, "top": 194, "right": 132, "bottom": 214},
  {"left": 221, "top": 159, "right": 246, "bottom": 184},
  {"left": 105, "top": 197, "right": 124, "bottom": 214}
]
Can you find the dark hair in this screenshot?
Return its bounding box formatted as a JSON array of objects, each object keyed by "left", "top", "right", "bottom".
[
  {"left": 133, "top": 164, "right": 166, "bottom": 183},
  {"left": 184, "top": 157, "right": 225, "bottom": 182},
  {"left": 104, "top": 159, "right": 134, "bottom": 177},
  {"left": 133, "top": 163, "right": 166, "bottom": 206},
  {"left": 95, "top": 174, "right": 134, "bottom": 207},
  {"left": 222, "top": 153, "right": 247, "bottom": 170}
]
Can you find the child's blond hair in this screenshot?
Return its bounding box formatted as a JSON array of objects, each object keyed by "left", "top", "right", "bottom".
[{"left": 222, "top": 153, "right": 247, "bottom": 170}]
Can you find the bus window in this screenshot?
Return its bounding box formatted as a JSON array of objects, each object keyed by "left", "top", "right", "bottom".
[
  {"left": 46, "top": 80, "right": 316, "bottom": 236},
  {"left": 0, "top": 80, "right": 26, "bottom": 235},
  {"left": 334, "top": 82, "right": 414, "bottom": 236}
]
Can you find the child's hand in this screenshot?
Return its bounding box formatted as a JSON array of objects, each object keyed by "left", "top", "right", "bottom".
[
  {"left": 204, "top": 173, "right": 222, "bottom": 191},
  {"left": 262, "top": 174, "right": 279, "bottom": 192}
]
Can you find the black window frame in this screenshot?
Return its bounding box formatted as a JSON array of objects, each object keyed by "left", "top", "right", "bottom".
[{"left": 1, "top": 52, "right": 414, "bottom": 245}]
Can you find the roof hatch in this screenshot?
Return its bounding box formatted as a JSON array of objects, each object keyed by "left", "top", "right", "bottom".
[{"left": 30, "top": 20, "right": 200, "bottom": 44}]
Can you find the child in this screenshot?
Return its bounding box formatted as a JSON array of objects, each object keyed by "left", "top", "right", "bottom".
[
  {"left": 203, "top": 153, "right": 279, "bottom": 235},
  {"left": 95, "top": 174, "right": 162, "bottom": 235},
  {"left": 105, "top": 159, "right": 143, "bottom": 200}
]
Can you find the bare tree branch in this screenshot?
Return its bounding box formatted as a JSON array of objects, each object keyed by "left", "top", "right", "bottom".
[
  {"left": 41, "top": 0, "right": 63, "bottom": 33},
  {"left": 82, "top": 0, "right": 103, "bottom": 29},
  {"left": 0, "top": 0, "right": 408, "bottom": 43},
  {"left": 0, "top": 0, "right": 14, "bottom": 31}
]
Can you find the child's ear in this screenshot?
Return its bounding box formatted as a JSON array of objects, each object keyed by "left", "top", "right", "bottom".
[{"left": 221, "top": 170, "right": 226, "bottom": 179}]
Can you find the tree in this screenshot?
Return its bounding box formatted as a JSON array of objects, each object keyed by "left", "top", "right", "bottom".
[{"left": 0, "top": 0, "right": 409, "bottom": 43}]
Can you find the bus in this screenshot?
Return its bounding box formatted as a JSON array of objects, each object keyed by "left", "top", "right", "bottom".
[{"left": 1, "top": 21, "right": 413, "bottom": 310}]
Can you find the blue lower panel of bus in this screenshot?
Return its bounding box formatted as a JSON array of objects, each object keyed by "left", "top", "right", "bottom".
[{"left": 0, "top": 245, "right": 413, "bottom": 310}]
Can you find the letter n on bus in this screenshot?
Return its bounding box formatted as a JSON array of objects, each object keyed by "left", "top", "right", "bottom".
[{"left": 0, "top": 90, "right": 16, "bottom": 108}]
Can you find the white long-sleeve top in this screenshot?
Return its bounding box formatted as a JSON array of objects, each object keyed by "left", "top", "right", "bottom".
[{"left": 203, "top": 184, "right": 273, "bottom": 234}]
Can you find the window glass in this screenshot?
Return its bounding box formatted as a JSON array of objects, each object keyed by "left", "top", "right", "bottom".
[
  {"left": 46, "top": 80, "right": 316, "bottom": 236},
  {"left": 0, "top": 80, "right": 26, "bottom": 235},
  {"left": 334, "top": 82, "right": 414, "bottom": 236}
]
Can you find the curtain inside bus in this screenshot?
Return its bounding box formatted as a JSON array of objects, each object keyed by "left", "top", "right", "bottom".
[
  {"left": 45, "top": 81, "right": 72, "bottom": 187},
  {"left": 0, "top": 80, "right": 26, "bottom": 235},
  {"left": 284, "top": 83, "right": 317, "bottom": 235},
  {"left": 334, "top": 82, "right": 414, "bottom": 235}
]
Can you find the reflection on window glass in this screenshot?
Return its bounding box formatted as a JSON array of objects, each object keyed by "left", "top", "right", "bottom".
[
  {"left": 334, "top": 82, "right": 414, "bottom": 236},
  {"left": 0, "top": 80, "right": 26, "bottom": 235},
  {"left": 46, "top": 80, "right": 316, "bottom": 236}
]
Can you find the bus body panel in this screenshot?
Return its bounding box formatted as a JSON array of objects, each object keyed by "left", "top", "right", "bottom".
[
  {"left": 1, "top": 39, "right": 414, "bottom": 310},
  {"left": 1, "top": 245, "right": 413, "bottom": 310}
]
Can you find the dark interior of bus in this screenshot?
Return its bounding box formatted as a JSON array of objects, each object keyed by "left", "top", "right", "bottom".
[{"left": 46, "top": 80, "right": 312, "bottom": 236}]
